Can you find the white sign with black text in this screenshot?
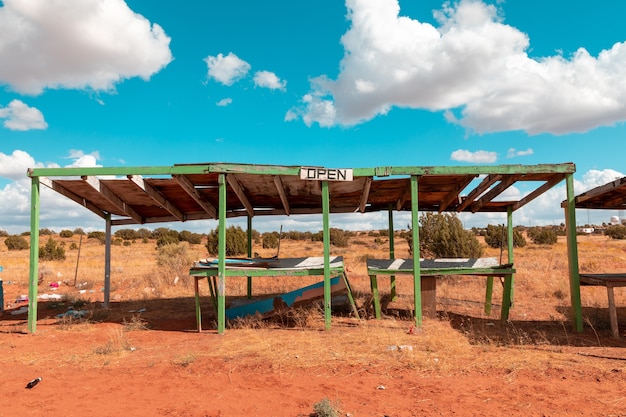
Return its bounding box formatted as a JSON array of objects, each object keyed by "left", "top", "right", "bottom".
[{"left": 300, "top": 167, "right": 354, "bottom": 181}]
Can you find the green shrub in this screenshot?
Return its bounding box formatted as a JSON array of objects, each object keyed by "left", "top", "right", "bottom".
[
  {"left": 605, "top": 225, "right": 626, "bottom": 240},
  {"left": 419, "top": 212, "right": 482, "bottom": 258},
  {"left": 330, "top": 228, "right": 349, "bottom": 247},
  {"left": 205, "top": 226, "right": 248, "bottom": 256},
  {"left": 156, "top": 233, "right": 179, "bottom": 247},
  {"left": 179, "top": 230, "right": 203, "bottom": 245},
  {"left": 262, "top": 232, "right": 279, "bottom": 249},
  {"left": 59, "top": 229, "right": 73, "bottom": 238},
  {"left": 88, "top": 231, "right": 106, "bottom": 244},
  {"left": 157, "top": 242, "right": 192, "bottom": 286},
  {"left": 115, "top": 229, "right": 140, "bottom": 240},
  {"left": 529, "top": 228, "right": 558, "bottom": 245},
  {"left": 484, "top": 224, "right": 526, "bottom": 248},
  {"left": 5, "top": 235, "right": 29, "bottom": 250},
  {"left": 39, "top": 237, "right": 66, "bottom": 261},
  {"left": 39, "top": 228, "right": 54, "bottom": 236},
  {"left": 0, "top": 229, "right": 9, "bottom": 237},
  {"left": 312, "top": 398, "right": 340, "bottom": 417}
]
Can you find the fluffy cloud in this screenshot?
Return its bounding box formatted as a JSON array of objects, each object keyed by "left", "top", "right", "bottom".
[
  {"left": 0, "top": 99, "right": 47, "bottom": 130},
  {"left": 0, "top": 0, "right": 172, "bottom": 94},
  {"left": 450, "top": 149, "right": 497, "bottom": 163},
  {"left": 253, "top": 71, "right": 287, "bottom": 91},
  {"left": 0, "top": 149, "right": 42, "bottom": 180},
  {"left": 216, "top": 98, "right": 233, "bottom": 107},
  {"left": 205, "top": 53, "right": 251, "bottom": 86},
  {"left": 506, "top": 148, "right": 534, "bottom": 158},
  {"left": 296, "top": 0, "right": 626, "bottom": 135}
]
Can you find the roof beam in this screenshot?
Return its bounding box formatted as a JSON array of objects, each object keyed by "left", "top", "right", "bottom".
[
  {"left": 127, "top": 175, "right": 186, "bottom": 221},
  {"left": 273, "top": 175, "right": 290, "bottom": 216},
  {"left": 456, "top": 174, "right": 501, "bottom": 212},
  {"left": 512, "top": 175, "right": 565, "bottom": 211},
  {"left": 438, "top": 174, "right": 478, "bottom": 212},
  {"left": 227, "top": 174, "right": 254, "bottom": 217},
  {"left": 470, "top": 175, "right": 520, "bottom": 213},
  {"left": 173, "top": 174, "right": 217, "bottom": 218},
  {"left": 358, "top": 177, "right": 373, "bottom": 213},
  {"left": 39, "top": 177, "right": 107, "bottom": 219},
  {"left": 572, "top": 177, "right": 626, "bottom": 207},
  {"left": 396, "top": 182, "right": 411, "bottom": 211},
  {"left": 82, "top": 176, "right": 143, "bottom": 223}
]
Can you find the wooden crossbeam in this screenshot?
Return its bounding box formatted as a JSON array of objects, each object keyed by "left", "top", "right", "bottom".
[
  {"left": 396, "top": 182, "right": 411, "bottom": 211},
  {"left": 82, "top": 176, "right": 143, "bottom": 223},
  {"left": 439, "top": 174, "right": 477, "bottom": 212},
  {"left": 359, "top": 177, "right": 373, "bottom": 213},
  {"left": 127, "top": 175, "right": 186, "bottom": 221},
  {"left": 173, "top": 174, "right": 217, "bottom": 218},
  {"left": 39, "top": 177, "right": 107, "bottom": 219},
  {"left": 512, "top": 175, "right": 565, "bottom": 211},
  {"left": 470, "top": 175, "right": 520, "bottom": 213},
  {"left": 273, "top": 175, "right": 290, "bottom": 216},
  {"left": 456, "top": 174, "right": 501, "bottom": 212},
  {"left": 227, "top": 174, "right": 254, "bottom": 217}
]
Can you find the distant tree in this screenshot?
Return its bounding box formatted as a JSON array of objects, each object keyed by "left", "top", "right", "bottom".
[
  {"left": 39, "top": 237, "right": 66, "bottom": 261},
  {"left": 59, "top": 229, "right": 74, "bottom": 238},
  {"left": 88, "top": 231, "right": 106, "bottom": 244},
  {"left": 0, "top": 229, "right": 8, "bottom": 237},
  {"left": 529, "top": 227, "right": 558, "bottom": 245},
  {"left": 5, "top": 235, "right": 29, "bottom": 250},
  {"left": 419, "top": 212, "right": 482, "bottom": 258},
  {"left": 205, "top": 226, "right": 247, "bottom": 256},
  {"left": 484, "top": 224, "right": 526, "bottom": 248},
  {"left": 39, "top": 228, "right": 54, "bottom": 236},
  {"left": 115, "top": 229, "right": 140, "bottom": 240},
  {"left": 262, "top": 232, "right": 279, "bottom": 249},
  {"left": 605, "top": 225, "right": 626, "bottom": 240},
  {"left": 179, "top": 230, "right": 203, "bottom": 245},
  {"left": 73, "top": 228, "right": 85, "bottom": 235}
]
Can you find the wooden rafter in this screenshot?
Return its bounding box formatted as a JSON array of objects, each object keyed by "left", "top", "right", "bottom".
[
  {"left": 82, "top": 176, "right": 143, "bottom": 223},
  {"left": 226, "top": 174, "right": 254, "bottom": 217},
  {"left": 512, "top": 175, "right": 565, "bottom": 211},
  {"left": 396, "top": 182, "right": 411, "bottom": 211},
  {"left": 127, "top": 175, "right": 186, "bottom": 221},
  {"left": 470, "top": 175, "right": 521, "bottom": 213},
  {"left": 273, "top": 175, "right": 290, "bottom": 216},
  {"left": 358, "top": 177, "right": 373, "bottom": 213},
  {"left": 456, "top": 174, "right": 501, "bottom": 212},
  {"left": 438, "top": 174, "right": 477, "bottom": 212},
  {"left": 173, "top": 174, "right": 217, "bottom": 218},
  {"left": 39, "top": 177, "right": 106, "bottom": 219}
]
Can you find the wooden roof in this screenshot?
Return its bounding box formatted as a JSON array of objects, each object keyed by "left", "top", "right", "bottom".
[
  {"left": 28, "top": 162, "right": 576, "bottom": 226},
  {"left": 567, "top": 176, "right": 626, "bottom": 210}
]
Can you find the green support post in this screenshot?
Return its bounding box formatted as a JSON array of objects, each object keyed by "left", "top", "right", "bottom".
[
  {"left": 217, "top": 173, "right": 227, "bottom": 334},
  {"left": 247, "top": 215, "right": 253, "bottom": 298},
  {"left": 500, "top": 206, "right": 515, "bottom": 320},
  {"left": 104, "top": 213, "right": 111, "bottom": 309},
  {"left": 564, "top": 173, "right": 583, "bottom": 332},
  {"left": 388, "top": 205, "right": 396, "bottom": 301},
  {"left": 410, "top": 175, "right": 422, "bottom": 327},
  {"left": 322, "top": 180, "right": 332, "bottom": 330},
  {"left": 28, "top": 177, "right": 40, "bottom": 334}
]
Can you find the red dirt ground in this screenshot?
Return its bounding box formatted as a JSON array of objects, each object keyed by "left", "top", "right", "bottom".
[{"left": 2, "top": 308, "right": 626, "bottom": 417}]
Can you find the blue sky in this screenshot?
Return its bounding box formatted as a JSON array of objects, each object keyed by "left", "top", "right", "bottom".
[{"left": 1, "top": 0, "right": 626, "bottom": 234}]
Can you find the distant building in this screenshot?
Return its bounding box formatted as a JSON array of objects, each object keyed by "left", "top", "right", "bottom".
[{"left": 610, "top": 216, "right": 620, "bottom": 225}]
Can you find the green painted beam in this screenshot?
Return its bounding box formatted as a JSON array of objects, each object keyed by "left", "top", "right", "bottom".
[
  {"left": 217, "top": 173, "right": 227, "bottom": 334},
  {"left": 500, "top": 206, "right": 515, "bottom": 320},
  {"left": 564, "top": 173, "right": 583, "bottom": 332},
  {"left": 388, "top": 205, "right": 396, "bottom": 301},
  {"left": 322, "top": 180, "right": 332, "bottom": 330},
  {"left": 410, "top": 175, "right": 422, "bottom": 327},
  {"left": 247, "top": 215, "right": 253, "bottom": 299},
  {"left": 28, "top": 177, "right": 40, "bottom": 334}
]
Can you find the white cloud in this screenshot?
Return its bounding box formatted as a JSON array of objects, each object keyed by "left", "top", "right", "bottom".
[
  {"left": 450, "top": 149, "right": 497, "bottom": 163},
  {"left": 216, "top": 98, "right": 233, "bottom": 107},
  {"left": 0, "top": 99, "right": 47, "bottom": 130},
  {"left": 295, "top": 0, "right": 626, "bottom": 135},
  {"left": 0, "top": 149, "right": 42, "bottom": 180},
  {"left": 506, "top": 148, "right": 534, "bottom": 158},
  {"left": 253, "top": 71, "right": 287, "bottom": 91},
  {"left": 65, "top": 150, "right": 101, "bottom": 168},
  {"left": 0, "top": 0, "right": 172, "bottom": 95},
  {"left": 205, "top": 52, "right": 251, "bottom": 86}
]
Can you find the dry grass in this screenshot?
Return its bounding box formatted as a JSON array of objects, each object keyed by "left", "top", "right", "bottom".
[{"left": 2, "top": 232, "right": 626, "bottom": 375}]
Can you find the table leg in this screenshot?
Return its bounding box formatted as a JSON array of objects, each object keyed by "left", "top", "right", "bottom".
[
  {"left": 370, "top": 274, "right": 381, "bottom": 319},
  {"left": 607, "top": 284, "right": 620, "bottom": 338},
  {"left": 484, "top": 276, "right": 494, "bottom": 315},
  {"left": 194, "top": 278, "right": 202, "bottom": 333}
]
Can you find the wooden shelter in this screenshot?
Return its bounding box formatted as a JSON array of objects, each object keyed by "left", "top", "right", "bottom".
[
  {"left": 26, "top": 162, "right": 577, "bottom": 334},
  {"left": 563, "top": 176, "right": 626, "bottom": 337}
]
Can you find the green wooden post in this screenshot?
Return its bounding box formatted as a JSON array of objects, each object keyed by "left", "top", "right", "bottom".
[
  {"left": 564, "top": 173, "right": 583, "bottom": 332},
  {"left": 28, "top": 177, "right": 40, "bottom": 334},
  {"left": 103, "top": 213, "right": 112, "bottom": 309},
  {"left": 388, "top": 205, "right": 397, "bottom": 301},
  {"left": 322, "top": 180, "right": 332, "bottom": 330},
  {"left": 500, "top": 206, "right": 515, "bottom": 320},
  {"left": 217, "top": 173, "right": 227, "bottom": 334},
  {"left": 247, "top": 215, "right": 253, "bottom": 298},
  {"left": 410, "top": 175, "right": 422, "bottom": 327}
]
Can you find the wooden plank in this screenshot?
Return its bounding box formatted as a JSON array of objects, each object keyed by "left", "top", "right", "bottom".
[
  {"left": 82, "top": 176, "right": 143, "bottom": 223},
  {"left": 607, "top": 284, "right": 620, "bottom": 338},
  {"left": 438, "top": 174, "right": 477, "bottom": 212},
  {"left": 226, "top": 174, "right": 254, "bottom": 217},
  {"left": 39, "top": 177, "right": 107, "bottom": 219},
  {"left": 273, "top": 175, "right": 290, "bottom": 216},
  {"left": 173, "top": 174, "right": 217, "bottom": 218},
  {"left": 513, "top": 175, "right": 565, "bottom": 211},
  {"left": 470, "top": 175, "right": 520, "bottom": 213},
  {"left": 358, "top": 177, "right": 373, "bottom": 213},
  {"left": 127, "top": 175, "right": 185, "bottom": 221},
  {"left": 456, "top": 174, "right": 501, "bottom": 212}
]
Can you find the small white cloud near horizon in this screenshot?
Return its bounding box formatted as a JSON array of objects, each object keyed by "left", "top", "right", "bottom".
[
  {"left": 506, "top": 148, "right": 534, "bottom": 158},
  {"left": 0, "top": 100, "right": 48, "bottom": 131},
  {"left": 451, "top": 149, "right": 497, "bottom": 163},
  {"left": 0, "top": 0, "right": 172, "bottom": 95},
  {"left": 65, "top": 150, "right": 102, "bottom": 168},
  {"left": 294, "top": 0, "right": 626, "bottom": 136},
  {"left": 216, "top": 98, "right": 233, "bottom": 107},
  {"left": 253, "top": 71, "right": 287, "bottom": 91},
  {"left": 205, "top": 52, "right": 251, "bottom": 86}
]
